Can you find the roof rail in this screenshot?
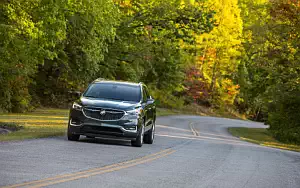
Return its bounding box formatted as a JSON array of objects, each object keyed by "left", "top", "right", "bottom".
[
  {"left": 93, "top": 77, "right": 106, "bottom": 82},
  {"left": 95, "top": 78, "right": 106, "bottom": 81}
]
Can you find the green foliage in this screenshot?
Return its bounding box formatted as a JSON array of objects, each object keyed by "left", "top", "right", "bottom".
[
  {"left": 35, "top": 0, "right": 119, "bottom": 106},
  {"left": 237, "top": 0, "right": 300, "bottom": 143},
  {"left": 268, "top": 89, "right": 300, "bottom": 144},
  {"left": 151, "top": 89, "right": 185, "bottom": 109},
  {"left": 104, "top": 0, "right": 215, "bottom": 105},
  {"left": 0, "top": 0, "right": 42, "bottom": 112},
  {"left": 106, "top": 0, "right": 215, "bottom": 91},
  {"left": 0, "top": 0, "right": 119, "bottom": 111},
  {"left": 0, "top": 0, "right": 215, "bottom": 112},
  {"left": 183, "top": 0, "right": 242, "bottom": 107}
]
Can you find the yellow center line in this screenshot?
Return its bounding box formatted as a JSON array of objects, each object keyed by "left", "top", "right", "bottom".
[
  {"left": 29, "top": 150, "right": 175, "bottom": 188},
  {"left": 158, "top": 124, "right": 237, "bottom": 140},
  {"left": 156, "top": 125, "right": 193, "bottom": 133},
  {"left": 189, "top": 123, "right": 198, "bottom": 136},
  {"left": 2, "top": 149, "right": 175, "bottom": 188},
  {"left": 189, "top": 123, "right": 240, "bottom": 140}
]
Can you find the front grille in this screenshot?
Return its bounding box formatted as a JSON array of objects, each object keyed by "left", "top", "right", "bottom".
[
  {"left": 83, "top": 108, "right": 124, "bottom": 121},
  {"left": 82, "top": 125, "right": 123, "bottom": 134}
]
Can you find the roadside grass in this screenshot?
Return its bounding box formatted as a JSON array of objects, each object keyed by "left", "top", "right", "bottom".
[
  {"left": 228, "top": 127, "right": 300, "bottom": 152},
  {"left": 156, "top": 108, "right": 184, "bottom": 116},
  {"left": 157, "top": 105, "right": 246, "bottom": 120},
  {"left": 0, "top": 108, "right": 69, "bottom": 141}
]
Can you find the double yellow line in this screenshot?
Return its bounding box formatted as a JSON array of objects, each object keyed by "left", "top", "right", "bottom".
[
  {"left": 189, "top": 123, "right": 199, "bottom": 136},
  {"left": 2, "top": 149, "right": 175, "bottom": 188}
]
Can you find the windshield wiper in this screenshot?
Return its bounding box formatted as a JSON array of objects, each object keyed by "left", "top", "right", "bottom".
[
  {"left": 84, "top": 96, "right": 123, "bottom": 101},
  {"left": 104, "top": 98, "right": 123, "bottom": 101}
]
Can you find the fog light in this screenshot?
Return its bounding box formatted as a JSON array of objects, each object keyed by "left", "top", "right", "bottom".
[
  {"left": 124, "top": 126, "right": 136, "bottom": 130},
  {"left": 70, "top": 119, "right": 81, "bottom": 126},
  {"left": 123, "top": 119, "right": 138, "bottom": 125}
]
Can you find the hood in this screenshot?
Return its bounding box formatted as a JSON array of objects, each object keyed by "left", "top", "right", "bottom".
[{"left": 79, "top": 97, "right": 140, "bottom": 111}]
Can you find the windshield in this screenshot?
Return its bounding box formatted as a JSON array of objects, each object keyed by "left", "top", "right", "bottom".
[{"left": 83, "top": 83, "right": 141, "bottom": 102}]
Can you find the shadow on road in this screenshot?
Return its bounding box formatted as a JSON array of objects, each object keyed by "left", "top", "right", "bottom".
[{"left": 78, "top": 137, "right": 132, "bottom": 147}]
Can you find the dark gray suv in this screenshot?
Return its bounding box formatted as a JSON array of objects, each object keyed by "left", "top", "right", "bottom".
[{"left": 67, "top": 79, "right": 156, "bottom": 147}]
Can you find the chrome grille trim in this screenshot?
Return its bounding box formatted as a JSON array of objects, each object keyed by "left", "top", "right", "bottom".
[{"left": 82, "top": 107, "right": 125, "bottom": 121}]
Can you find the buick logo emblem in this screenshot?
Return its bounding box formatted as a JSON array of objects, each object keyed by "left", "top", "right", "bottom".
[{"left": 100, "top": 110, "right": 106, "bottom": 116}]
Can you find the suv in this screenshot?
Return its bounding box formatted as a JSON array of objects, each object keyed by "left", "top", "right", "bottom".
[{"left": 67, "top": 79, "right": 156, "bottom": 147}]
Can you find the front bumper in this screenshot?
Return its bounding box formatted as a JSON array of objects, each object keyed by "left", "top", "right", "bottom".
[{"left": 68, "top": 109, "right": 142, "bottom": 140}]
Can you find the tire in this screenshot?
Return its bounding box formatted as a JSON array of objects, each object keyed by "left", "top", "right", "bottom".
[
  {"left": 131, "top": 122, "right": 145, "bottom": 147},
  {"left": 144, "top": 121, "right": 155, "bottom": 144},
  {"left": 67, "top": 127, "right": 80, "bottom": 141}
]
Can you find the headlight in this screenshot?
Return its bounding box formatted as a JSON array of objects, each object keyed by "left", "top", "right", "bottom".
[
  {"left": 122, "top": 108, "right": 143, "bottom": 120},
  {"left": 72, "top": 102, "right": 82, "bottom": 111},
  {"left": 126, "top": 108, "right": 143, "bottom": 116}
]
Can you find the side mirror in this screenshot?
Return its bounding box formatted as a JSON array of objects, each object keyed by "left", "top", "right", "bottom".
[{"left": 147, "top": 98, "right": 155, "bottom": 104}]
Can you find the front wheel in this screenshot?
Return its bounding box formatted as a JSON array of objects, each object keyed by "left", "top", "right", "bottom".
[
  {"left": 67, "top": 127, "right": 80, "bottom": 141},
  {"left": 144, "top": 121, "right": 155, "bottom": 144},
  {"left": 131, "top": 123, "right": 144, "bottom": 147}
]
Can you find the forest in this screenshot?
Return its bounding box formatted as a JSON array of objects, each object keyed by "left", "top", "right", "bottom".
[{"left": 0, "top": 0, "right": 299, "bottom": 144}]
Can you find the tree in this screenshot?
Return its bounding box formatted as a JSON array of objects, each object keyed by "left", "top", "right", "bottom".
[
  {"left": 238, "top": 0, "right": 300, "bottom": 143},
  {"left": 105, "top": 0, "right": 215, "bottom": 92},
  {"left": 184, "top": 0, "right": 243, "bottom": 107},
  {"left": 236, "top": 0, "right": 269, "bottom": 117},
  {"left": 0, "top": 0, "right": 119, "bottom": 111}
]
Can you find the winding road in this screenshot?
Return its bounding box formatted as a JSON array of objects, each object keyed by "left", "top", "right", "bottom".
[{"left": 1, "top": 115, "right": 300, "bottom": 188}]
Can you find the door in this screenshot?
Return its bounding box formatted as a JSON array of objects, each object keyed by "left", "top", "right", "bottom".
[{"left": 142, "top": 86, "right": 153, "bottom": 131}]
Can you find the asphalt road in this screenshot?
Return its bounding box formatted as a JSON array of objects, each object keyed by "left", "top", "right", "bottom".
[{"left": 1, "top": 115, "right": 300, "bottom": 188}]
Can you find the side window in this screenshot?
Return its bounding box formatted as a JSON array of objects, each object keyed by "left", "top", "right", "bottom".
[
  {"left": 142, "top": 86, "right": 148, "bottom": 102},
  {"left": 142, "top": 86, "right": 151, "bottom": 102},
  {"left": 145, "top": 87, "right": 150, "bottom": 99}
]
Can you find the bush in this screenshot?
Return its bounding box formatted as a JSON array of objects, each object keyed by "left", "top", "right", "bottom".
[
  {"left": 151, "top": 89, "right": 185, "bottom": 109},
  {"left": 268, "top": 90, "right": 300, "bottom": 144},
  {"left": 0, "top": 122, "right": 23, "bottom": 132}
]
